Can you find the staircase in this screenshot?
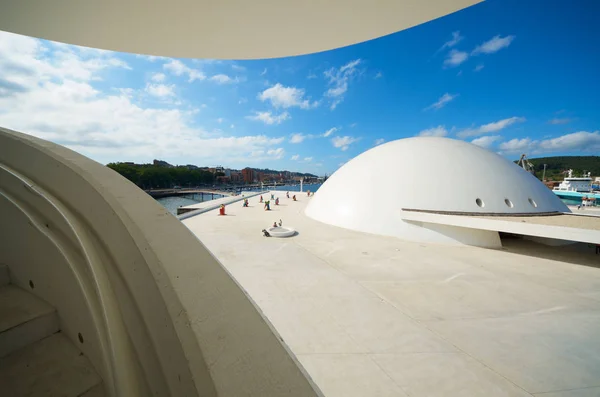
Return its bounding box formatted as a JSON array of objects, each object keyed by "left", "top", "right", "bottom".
[{"left": 0, "top": 263, "right": 105, "bottom": 396}]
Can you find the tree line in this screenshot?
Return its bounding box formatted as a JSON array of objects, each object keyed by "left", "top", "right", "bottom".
[
  {"left": 107, "top": 163, "right": 218, "bottom": 189},
  {"left": 525, "top": 156, "right": 600, "bottom": 180}
]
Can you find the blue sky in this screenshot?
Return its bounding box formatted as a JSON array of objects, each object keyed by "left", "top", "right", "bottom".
[{"left": 0, "top": 0, "right": 599, "bottom": 175}]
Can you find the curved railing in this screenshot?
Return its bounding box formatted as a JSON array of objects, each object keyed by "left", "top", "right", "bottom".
[{"left": 0, "top": 127, "right": 320, "bottom": 397}]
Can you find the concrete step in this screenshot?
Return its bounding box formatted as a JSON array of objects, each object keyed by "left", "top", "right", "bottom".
[
  {"left": 0, "top": 285, "right": 59, "bottom": 357},
  {"left": 0, "top": 264, "right": 9, "bottom": 287},
  {"left": 0, "top": 333, "right": 104, "bottom": 397}
]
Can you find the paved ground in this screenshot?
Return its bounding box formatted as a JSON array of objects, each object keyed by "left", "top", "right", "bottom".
[
  {"left": 477, "top": 213, "right": 600, "bottom": 230},
  {"left": 177, "top": 191, "right": 262, "bottom": 215},
  {"left": 569, "top": 205, "right": 600, "bottom": 217},
  {"left": 183, "top": 192, "right": 600, "bottom": 397}
]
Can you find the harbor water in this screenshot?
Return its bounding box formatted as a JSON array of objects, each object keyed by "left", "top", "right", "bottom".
[{"left": 157, "top": 193, "right": 224, "bottom": 215}]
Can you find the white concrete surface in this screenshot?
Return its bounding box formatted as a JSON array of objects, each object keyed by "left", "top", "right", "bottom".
[
  {"left": 184, "top": 191, "right": 600, "bottom": 397},
  {"left": 400, "top": 210, "right": 600, "bottom": 246},
  {"left": 0, "top": 1, "right": 480, "bottom": 60},
  {"left": 178, "top": 191, "right": 263, "bottom": 217},
  {"left": 306, "top": 137, "right": 569, "bottom": 246},
  {"left": 0, "top": 264, "right": 8, "bottom": 287},
  {"left": 0, "top": 285, "right": 59, "bottom": 357},
  {"left": 0, "top": 333, "right": 103, "bottom": 397},
  {"left": 1, "top": 128, "right": 321, "bottom": 397}
]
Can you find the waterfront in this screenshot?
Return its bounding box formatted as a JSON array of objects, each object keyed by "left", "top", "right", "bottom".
[
  {"left": 157, "top": 194, "right": 224, "bottom": 215},
  {"left": 157, "top": 183, "right": 323, "bottom": 215},
  {"left": 157, "top": 186, "right": 593, "bottom": 215}
]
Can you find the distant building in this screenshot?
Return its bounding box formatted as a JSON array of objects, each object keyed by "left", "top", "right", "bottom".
[
  {"left": 242, "top": 168, "right": 254, "bottom": 184},
  {"left": 230, "top": 171, "right": 241, "bottom": 183}
]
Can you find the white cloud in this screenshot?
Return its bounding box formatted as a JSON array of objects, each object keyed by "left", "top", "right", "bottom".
[
  {"left": 0, "top": 32, "right": 291, "bottom": 166},
  {"left": 498, "top": 131, "right": 600, "bottom": 155},
  {"left": 331, "top": 136, "right": 359, "bottom": 151},
  {"left": 266, "top": 148, "right": 285, "bottom": 159},
  {"left": 304, "top": 157, "right": 313, "bottom": 162},
  {"left": 424, "top": 93, "right": 458, "bottom": 111},
  {"left": 471, "top": 135, "right": 501, "bottom": 148},
  {"left": 163, "top": 59, "right": 205, "bottom": 82},
  {"left": 480, "top": 117, "right": 525, "bottom": 133},
  {"left": 291, "top": 154, "right": 300, "bottom": 160},
  {"left": 260, "top": 68, "right": 267, "bottom": 76},
  {"left": 209, "top": 74, "right": 237, "bottom": 84},
  {"left": 417, "top": 126, "right": 448, "bottom": 137},
  {"left": 324, "top": 59, "right": 362, "bottom": 110},
  {"left": 439, "top": 31, "right": 464, "bottom": 51},
  {"left": 374, "top": 138, "right": 385, "bottom": 146},
  {"left": 498, "top": 138, "right": 533, "bottom": 153},
  {"left": 136, "top": 54, "right": 166, "bottom": 62},
  {"left": 375, "top": 71, "right": 383, "bottom": 79},
  {"left": 548, "top": 118, "right": 573, "bottom": 125},
  {"left": 474, "top": 64, "right": 484, "bottom": 72},
  {"left": 457, "top": 117, "right": 526, "bottom": 138},
  {"left": 246, "top": 111, "right": 290, "bottom": 125},
  {"left": 150, "top": 72, "right": 166, "bottom": 82},
  {"left": 258, "top": 83, "right": 317, "bottom": 109},
  {"left": 145, "top": 83, "right": 175, "bottom": 98},
  {"left": 0, "top": 31, "right": 130, "bottom": 87},
  {"left": 238, "top": 97, "right": 248, "bottom": 104},
  {"left": 444, "top": 49, "right": 469, "bottom": 67},
  {"left": 217, "top": 118, "right": 224, "bottom": 124},
  {"left": 538, "top": 131, "right": 600, "bottom": 152},
  {"left": 323, "top": 127, "right": 338, "bottom": 137},
  {"left": 230, "top": 124, "right": 235, "bottom": 129},
  {"left": 307, "top": 73, "right": 317, "bottom": 79},
  {"left": 231, "top": 64, "right": 245, "bottom": 71},
  {"left": 290, "top": 133, "right": 306, "bottom": 144},
  {"left": 473, "top": 35, "right": 515, "bottom": 55}
]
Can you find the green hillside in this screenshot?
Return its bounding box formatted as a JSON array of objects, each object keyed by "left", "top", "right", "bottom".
[{"left": 519, "top": 156, "right": 600, "bottom": 180}]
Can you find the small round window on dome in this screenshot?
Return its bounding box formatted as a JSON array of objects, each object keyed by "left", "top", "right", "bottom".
[
  {"left": 476, "top": 198, "right": 484, "bottom": 208},
  {"left": 528, "top": 198, "right": 537, "bottom": 208},
  {"left": 504, "top": 198, "right": 514, "bottom": 208}
]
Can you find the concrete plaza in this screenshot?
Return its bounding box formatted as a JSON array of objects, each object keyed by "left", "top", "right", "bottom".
[{"left": 183, "top": 192, "right": 600, "bottom": 397}]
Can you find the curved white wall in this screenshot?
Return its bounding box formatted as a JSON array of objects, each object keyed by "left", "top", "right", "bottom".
[
  {"left": 0, "top": 0, "right": 480, "bottom": 59},
  {"left": 306, "top": 137, "right": 569, "bottom": 246},
  {"left": 0, "top": 127, "right": 321, "bottom": 397}
]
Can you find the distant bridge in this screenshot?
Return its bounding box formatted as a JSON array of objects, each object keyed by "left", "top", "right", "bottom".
[
  {"left": 146, "top": 188, "right": 234, "bottom": 199},
  {"left": 145, "top": 183, "right": 303, "bottom": 199}
]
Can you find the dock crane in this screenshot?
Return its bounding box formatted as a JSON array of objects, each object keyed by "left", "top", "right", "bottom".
[{"left": 517, "top": 154, "right": 536, "bottom": 175}]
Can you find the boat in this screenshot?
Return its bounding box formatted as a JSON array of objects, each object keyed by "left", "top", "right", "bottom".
[{"left": 552, "top": 169, "right": 600, "bottom": 202}]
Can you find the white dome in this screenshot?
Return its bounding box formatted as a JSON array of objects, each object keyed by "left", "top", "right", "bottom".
[{"left": 306, "top": 137, "right": 569, "bottom": 244}]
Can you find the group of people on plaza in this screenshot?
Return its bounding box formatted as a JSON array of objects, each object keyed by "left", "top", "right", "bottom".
[
  {"left": 220, "top": 190, "right": 312, "bottom": 216},
  {"left": 256, "top": 191, "right": 301, "bottom": 210}
]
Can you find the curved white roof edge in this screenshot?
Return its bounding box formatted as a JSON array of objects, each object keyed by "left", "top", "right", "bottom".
[
  {"left": 0, "top": 0, "right": 481, "bottom": 59},
  {"left": 306, "top": 137, "right": 569, "bottom": 246}
]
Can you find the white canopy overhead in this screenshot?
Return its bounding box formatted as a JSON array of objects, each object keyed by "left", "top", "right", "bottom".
[{"left": 0, "top": 0, "right": 481, "bottom": 59}]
